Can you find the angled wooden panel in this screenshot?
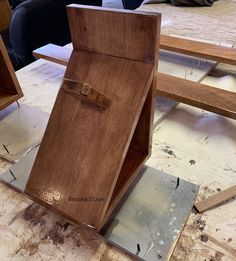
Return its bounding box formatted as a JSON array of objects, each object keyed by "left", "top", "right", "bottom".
[
  {"left": 26, "top": 6, "right": 160, "bottom": 229},
  {"left": 25, "top": 51, "right": 154, "bottom": 228},
  {"left": 67, "top": 5, "right": 160, "bottom": 63},
  {"left": 0, "top": 35, "right": 23, "bottom": 110}
]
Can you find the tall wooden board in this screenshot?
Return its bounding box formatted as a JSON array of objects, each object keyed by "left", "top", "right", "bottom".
[
  {"left": 25, "top": 6, "right": 161, "bottom": 230},
  {"left": 0, "top": 35, "right": 23, "bottom": 110}
]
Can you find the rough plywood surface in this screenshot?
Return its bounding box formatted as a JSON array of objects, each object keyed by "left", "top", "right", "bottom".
[
  {"left": 139, "top": 0, "right": 236, "bottom": 46},
  {"left": 1, "top": 149, "right": 198, "bottom": 260},
  {"left": 0, "top": 183, "right": 137, "bottom": 260},
  {"left": 17, "top": 60, "right": 65, "bottom": 113}
]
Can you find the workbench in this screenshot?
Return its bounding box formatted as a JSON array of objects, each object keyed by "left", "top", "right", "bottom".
[{"left": 0, "top": 2, "right": 236, "bottom": 260}]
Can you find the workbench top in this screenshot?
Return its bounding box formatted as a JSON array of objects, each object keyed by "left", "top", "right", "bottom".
[{"left": 0, "top": 1, "right": 236, "bottom": 258}]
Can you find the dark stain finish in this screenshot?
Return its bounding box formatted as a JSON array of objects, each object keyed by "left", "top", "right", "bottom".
[{"left": 23, "top": 204, "right": 47, "bottom": 226}]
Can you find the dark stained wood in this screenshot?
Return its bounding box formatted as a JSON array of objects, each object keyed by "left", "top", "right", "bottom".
[
  {"left": 34, "top": 35, "right": 236, "bottom": 68},
  {"left": 156, "top": 73, "right": 236, "bottom": 120},
  {"left": 160, "top": 35, "right": 236, "bottom": 65},
  {"left": 25, "top": 6, "right": 161, "bottom": 230},
  {"left": 32, "top": 44, "right": 236, "bottom": 120},
  {"left": 0, "top": 0, "right": 12, "bottom": 31},
  {"left": 0, "top": 35, "right": 23, "bottom": 110},
  {"left": 67, "top": 5, "right": 160, "bottom": 63}
]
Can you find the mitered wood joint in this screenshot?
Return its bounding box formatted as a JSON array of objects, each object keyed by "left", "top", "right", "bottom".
[{"left": 63, "top": 78, "right": 110, "bottom": 110}]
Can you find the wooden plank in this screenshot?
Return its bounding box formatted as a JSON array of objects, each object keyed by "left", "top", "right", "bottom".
[
  {"left": 34, "top": 35, "right": 236, "bottom": 68},
  {"left": 26, "top": 6, "right": 160, "bottom": 230},
  {"left": 0, "top": 35, "right": 23, "bottom": 110},
  {"left": 195, "top": 185, "right": 236, "bottom": 213},
  {"left": 33, "top": 45, "right": 236, "bottom": 119},
  {"left": 156, "top": 73, "right": 236, "bottom": 120},
  {"left": 67, "top": 5, "right": 160, "bottom": 63},
  {"left": 33, "top": 44, "right": 71, "bottom": 66},
  {"left": 0, "top": 0, "right": 12, "bottom": 31},
  {"left": 160, "top": 35, "right": 236, "bottom": 65}
]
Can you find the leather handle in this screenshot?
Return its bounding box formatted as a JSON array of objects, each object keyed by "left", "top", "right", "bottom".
[{"left": 62, "top": 78, "right": 110, "bottom": 110}]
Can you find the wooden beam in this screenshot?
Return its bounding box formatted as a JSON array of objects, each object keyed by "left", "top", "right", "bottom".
[
  {"left": 156, "top": 73, "right": 236, "bottom": 120},
  {"left": 33, "top": 44, "right": 236, "bottom": 120},
  {"left": 34, "top": 35, "right": 236, "bottom": 67},
  {"left": 195, "top": 185, "right": 236, "bottom": 213},
  {"left": 0, "top": 35, "right": 23, "bottom": 110},
  {"left": 160, "top": 35, "right": 236, "bottom": 66},
  {"left": 0, "top": 0, "right": 12, "bottom": 31}
]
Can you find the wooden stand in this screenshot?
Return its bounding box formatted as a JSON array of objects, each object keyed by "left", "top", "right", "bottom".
[
  {"left": 0, "top": 35, "right": 23, "bottom": 110},
  {"left": 25, "top": 5, "right": 161, "bottom": 230}
]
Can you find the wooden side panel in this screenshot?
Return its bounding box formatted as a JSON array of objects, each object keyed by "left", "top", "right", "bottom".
[
  {"left": 25, "top": 50, "right": 154, "bottom": 229},
  {"left": 0, "top": 0, "right": 12, "bottom": 31},
  {"left": 67, "top": 5, "right": 161, "bottom": 63},
  {"left": 0, "top": 35, "right": 23, "bottom": 110}
]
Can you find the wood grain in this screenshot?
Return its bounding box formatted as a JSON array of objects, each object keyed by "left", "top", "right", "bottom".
[
  {"left": 0, "top": 35, "right": 23, "bottom": 110},
  {"left": 32, "top": 44, "right": 236, "bottom": 120},
  {"left": 0, "top": 0, "right": 12, "bottom": 31},
  {"left": 25, "top": 50, "right": 154, "bottom": 229},
  {"left": 156, "top": 73, "right": 236, "bottom": 120},
  {"left": 67, "top": 5, "right": 160, "bottom": 63},
  {"left": 160, "top": 35, "right": 236, "bottom": 65},
  {"left": 195, "top": 185, "right": 236, "bottom": 213},
  {"left": 26, "top": 6, "right": 160, "bottom": 230}
]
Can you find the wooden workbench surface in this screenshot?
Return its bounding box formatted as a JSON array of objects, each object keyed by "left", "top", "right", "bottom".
[{"left": 1, "top": 0, "right": 236, "bottom": 255}]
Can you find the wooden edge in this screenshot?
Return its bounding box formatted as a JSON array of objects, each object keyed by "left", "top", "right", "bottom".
[
  {"left": 33, "top": 44, "right": 71, "bottom": 66},
  {"left": 195, "top": 185, "right": 236, "bottom": 213},
  {"left": 156, "top": 73, "right": 236, "bottom": 120},
  {"left": 160, "top": 35, "right": 236, "bottom": 65},
  {"left": 32, "top": 44, "right": 236, "bottom": 120},
  {"left": 68, "top": 4, "right": 160, "bottom": 17},
  {"left": 0, "top": 35, "right": 23, "bottom": 98},
  {"left": 33, "top": 34, "right": 236, "bottom": 67},
  {"left": 0, "top": 94, "right": 20, "bottom": 111}
]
